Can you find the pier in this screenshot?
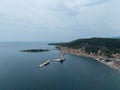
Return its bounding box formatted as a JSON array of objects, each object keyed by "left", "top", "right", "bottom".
[
  {"left": 39, "top": 49, "right": 66, "bottom": 68},
  {"left": 39, "top": 60, "right": 51, "bottom": 68},
  {"left": 38, "top": 58, "right": 65, "bottom": 68}
]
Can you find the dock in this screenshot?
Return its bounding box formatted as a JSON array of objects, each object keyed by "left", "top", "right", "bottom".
[
  {"left": 38, "top": 58, "right": 65, "bottom": 68},
  {"left": 52, "top": 58, "right": 65, "bottom": 62},
  {"left": 39, "top": 60, "right": 51, "bottom": 68}
]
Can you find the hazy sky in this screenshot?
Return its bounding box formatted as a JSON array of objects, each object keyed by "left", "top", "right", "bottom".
[{"left": 0, "top": 0, "right": 120, "bottom": 42}]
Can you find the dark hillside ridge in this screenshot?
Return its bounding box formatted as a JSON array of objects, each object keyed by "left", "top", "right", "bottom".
[{"left": 49, "top": 37, "right": 120, "bottom": 57}]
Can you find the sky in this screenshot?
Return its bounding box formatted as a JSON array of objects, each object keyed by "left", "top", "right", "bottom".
[{"left": 0, "top": 0, "right": 120, "bottom": 42}]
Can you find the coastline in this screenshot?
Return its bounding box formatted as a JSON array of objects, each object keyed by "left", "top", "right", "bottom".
[
  {"left": 93, "top": 57, "right": 120, "bottom": 71},
  {"left": 57, "top": 46, "right": 120, "bottom": 71}
]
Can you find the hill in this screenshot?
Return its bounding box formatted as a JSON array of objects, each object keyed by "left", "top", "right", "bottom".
[{"left": 50, "top": 37, "right": 120, "bottom": 57}]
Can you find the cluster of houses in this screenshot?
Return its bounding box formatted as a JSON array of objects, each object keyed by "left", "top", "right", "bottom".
[{"left": 58, "top": 46, "right": 120, "bottom": 68}]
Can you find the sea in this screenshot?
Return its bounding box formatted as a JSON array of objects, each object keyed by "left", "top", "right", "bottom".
[{"left": 0, "top": 42, "right": 120, "bottom": 90}]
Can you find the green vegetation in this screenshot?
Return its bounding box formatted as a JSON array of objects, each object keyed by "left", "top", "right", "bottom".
[
  {"left": 21, "top": 49, "right": 49, "bottom": 53},
  {"left": 49, "top": 37, "right": 120, "bottom": 57}
]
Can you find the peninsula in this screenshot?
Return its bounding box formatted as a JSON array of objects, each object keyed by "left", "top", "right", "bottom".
[{"left": 49, "top": 37, "right": 120, "bottom": 70}]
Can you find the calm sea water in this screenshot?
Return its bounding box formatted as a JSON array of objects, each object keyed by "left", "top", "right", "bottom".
[{"left": 0, "top": 42, "right": 120, "bottom": 90}]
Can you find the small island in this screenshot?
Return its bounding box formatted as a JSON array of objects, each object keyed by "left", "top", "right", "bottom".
[{"left": 20, "top": 49, "right": 49, "bottom": 53}]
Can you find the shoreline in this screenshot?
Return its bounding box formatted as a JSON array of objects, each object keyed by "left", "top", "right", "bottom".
[
  {"left": 92, "top": 57, "right": 120, "bottom": 71},
  {"left": 58, "top": 46, "right": 120, "bottom": 71},
  {"left": 68, "top": 53, "right": 120, "bottom": 71}
]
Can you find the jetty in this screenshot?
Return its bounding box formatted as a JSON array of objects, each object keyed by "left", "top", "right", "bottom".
[
  {"left": 39, "top": 60, "right": 50, "bottom": 68},
  {"left": 38, "top": 58, "right": 65, "bottom": 68},
  {"left": 39, "top": 50, "right": 66, "bottom": 68},
  {"left": 52, "top": 58, "right": 65, "bottom": 63}
]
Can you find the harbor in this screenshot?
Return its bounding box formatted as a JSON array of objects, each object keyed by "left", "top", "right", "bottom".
[
  {"left": 38, "top": 58, "right": 65, "bottom": 68},
  {"left": 38, "top": 48, "right": 66, "bottom": 68}
]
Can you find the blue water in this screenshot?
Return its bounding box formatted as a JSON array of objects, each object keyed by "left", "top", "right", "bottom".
[{"left": 0, "top": 42, "right": 120, "bottom": 90}]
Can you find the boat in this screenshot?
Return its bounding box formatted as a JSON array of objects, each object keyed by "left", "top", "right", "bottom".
[
  {"left": 60, "top": 58, "right": 65, "bottom": 63},
  {"left": 44, "top": 61, "right": 50, "bottom": 66},
  {"left": 59, "top": 54, "right": 65, "bottom": 63},
  {"left": 39, "top": 60, "right": 50, "bottom": 68}
]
